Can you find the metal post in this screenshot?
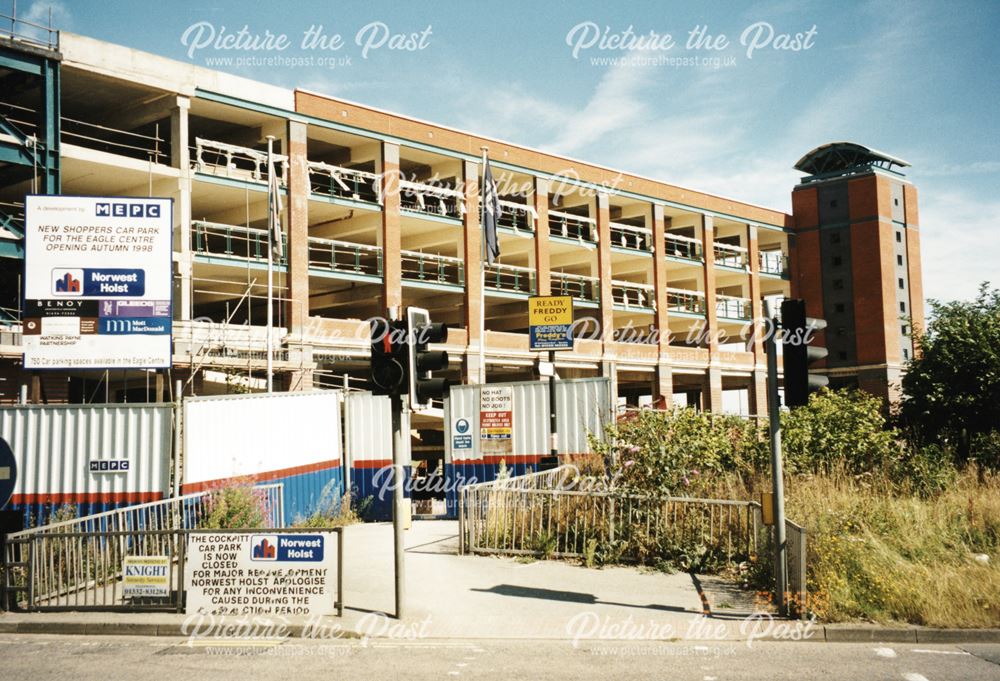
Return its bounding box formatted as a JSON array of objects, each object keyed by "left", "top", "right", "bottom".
[
  {"left": 337, "top": 528, "right": 344, "bottom": 618},
  {"left": 173, "top": 379, "right": 183, "bottom": 499},
  {"left": 391, "top": 392, "right": 406, "bottom": 619},
  {"left": 265, "top": 135, "right": 276, "bottom": 393},
  {"left": 548, "top": 349, "right": 558, "bottom": 459},
  {"left": 763, "top": 302, "right": 787, "bottom": 616}
]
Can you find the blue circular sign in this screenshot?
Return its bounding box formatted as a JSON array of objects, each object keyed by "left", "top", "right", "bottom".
[
  {"left": 456, "top": 418, "right": 470, "bottom": 434},
  {"left": 0, "top": 436, "right": 16, "bottom": 510}
]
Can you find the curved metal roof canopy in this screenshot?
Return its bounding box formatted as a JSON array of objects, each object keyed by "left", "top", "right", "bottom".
[{"left": 794, "top": 142, "right": 910, "bottom": 177}]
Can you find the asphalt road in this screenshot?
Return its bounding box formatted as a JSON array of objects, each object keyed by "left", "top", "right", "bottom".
[{"left": 2, "top": 635, "right": 1000, "bottom": 681}]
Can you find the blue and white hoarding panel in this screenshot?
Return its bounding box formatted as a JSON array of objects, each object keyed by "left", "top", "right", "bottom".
[{"left": 23, "top": 195, "right": 172, "bottom": 369}]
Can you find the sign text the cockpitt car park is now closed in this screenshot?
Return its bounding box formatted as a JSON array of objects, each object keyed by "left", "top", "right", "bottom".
[
  {"left": 185, "top": 532, "right": 339, "bottom": 617},
  {"left": 22, "top": 195, "right": 172, "bottom": 370}
]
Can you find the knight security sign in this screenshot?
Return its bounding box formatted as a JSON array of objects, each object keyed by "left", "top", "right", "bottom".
[
  {"left": 185, "top": 532, "right": 338, "bottom": 616},
  {"left": 23, "top": 195, "right": 172, "bottom": 369},
  {"left": 528, "top": 295, "right": 574, "bottom": 351}
]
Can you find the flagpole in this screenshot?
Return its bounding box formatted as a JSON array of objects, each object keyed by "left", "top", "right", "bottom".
[
  {"left": 266, "top": 135, "right": 275, "bottom": 393},
  {"left": 479, "top": 146, "right": 488, "bottom": 385}
]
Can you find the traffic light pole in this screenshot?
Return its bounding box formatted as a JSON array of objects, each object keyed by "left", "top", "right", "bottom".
[
  {"left": 548, "top": 350, "right": 558, "bottom": 459},
  {"left": 391, "top": 392, "right": 407, "bottom": 619},
  {"left": 764, "top": 304, "right": 788, "bottom": 617}
]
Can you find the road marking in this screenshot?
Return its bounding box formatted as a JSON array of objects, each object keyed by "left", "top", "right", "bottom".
[
  {"left": 456, "top": 663, "right": 468, "bottom": 667},
  {"left": 874, "top": 647, "right": 897, "bottom": 658},
  {"left": 912, "top": 649, "right": 971, "bottom": 656},
  {"left": 903, "top": 674, "right": 930, "bottom": 681}
]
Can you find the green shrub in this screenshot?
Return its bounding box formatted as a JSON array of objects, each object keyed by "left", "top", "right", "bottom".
[{"left": 201, "top": 484, "right": 269, "bottom": 528}]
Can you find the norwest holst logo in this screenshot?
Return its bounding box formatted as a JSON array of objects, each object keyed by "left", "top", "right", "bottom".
[
  {"left": 95, "top": 201, "right": 161, "bottom": 218},
  {"left": 51, "top": 268, "right": 146, "bottom": 297},
  {"left": 251, "top": 535, "right": 324, "bottom": 562}
]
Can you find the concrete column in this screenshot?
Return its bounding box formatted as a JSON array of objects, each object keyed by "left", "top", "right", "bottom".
[
  {"left": 602, "top": 359, "right": 619, "bottom": 409},
  {"left": 170, "top": 97, "right": 192, "bottom": 323},
  {"left": 596, "top": 193, "right": 614, "bottom": 349},
  {"left": 750, "top": 369, "right": 768, "bottom": 419},
  {"left": 463, "top": 159, "right": 483, "bottom": 384},
  {"left": 651, "top": 205, "right": 670, "bottom": 355},
  {"left": 703, "top": 366, "right": 723, "bottom": 412},
  {"left": 286, "top": 120, "right": 313, "bottom": 391},
  {"left": 380, "top": 142, "right": 402, "bottom": 311},
  {"left": 532, "top": 177, "right": 551, "bottom": 296},
  {"left": 286, "top": 120, "right": 310, "bottom": 335},
  {"left": 654, "top": 363, "right": 673, "bottom": 408},
  {"left": 701, "top": 214, "right": 719, "bottom": 355},
  {"left": 746, "top": 224, "right": 765, "bottom": 363}
]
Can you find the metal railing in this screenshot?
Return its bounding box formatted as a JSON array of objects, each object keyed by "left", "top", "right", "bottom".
[
  {"left": 665, "top": 233, "right": 704, "bottom": 261},
  {"left": 401, "top": 250, "right": 464, "bottom": 287},
  {"left": 484, "top": 262, "right": 536, "bottom": 295},
  {"left": 308, "top": 237, "right": 383, "bottom": 277},
  {"left": 713, "top": 241, "right": 748, "bottom": 269},
  {"left": 192, "top": 138, "right": 288, "bottom": 186},
  {"left": 2, "top": 484, "right": 286, "bottom": 612},
  {"left": 1, "top": 101, "right": 166, "bottom": 163},
  {"left": 716, "top": 294, "right": 752, "bottom": 321},
  {"left": 459, "top": 467, "right": 758, "bottom": 564},
  {"left": 459, "top": 467, "right": 807, "bottom": 615},
  {"left": 400, "top": 180, "right": 465, "bottom": 219},
  {"left": 552, "top": 271, "right": 600, "bottom": 303},
  {"left": 610, "top": 222, "right": 653, "bottom": 251},
  {"left": 308, "top": 161, "right": 380, "bottom": 204},
  {"left": 0, "top": 200, "right": 24, "bottom": 238},
  {"left": 759, "top": 250, "right": 789, "bottom": 277},
  {"left": 549, "top": 210, "right": 597, "bottom": 243},
  {"left": 1, "top": 3, "right": 58, "bottom": 50},
  {"left": 497, "top": 200, "right": 536, "bottom": 232},
  {"left": 192, "top": 220, "right": 288, "bottom": 266},
  {"left": 611, "top": 280, "right": 655, "bottom": 310},
  {"left": 666, "top": 287, "right": 706, "bottom": 315}
]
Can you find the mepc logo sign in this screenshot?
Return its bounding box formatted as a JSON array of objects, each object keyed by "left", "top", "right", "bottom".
[
  {"left": 251, "top": 534, "right": 325, "bottom": 562},
  {"left": 95, "top": 201, "right": 161, "bottom": 218}
]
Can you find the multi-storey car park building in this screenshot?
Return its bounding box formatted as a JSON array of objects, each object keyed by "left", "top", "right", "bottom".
[{"left": 0, "top": 31, "right": 923, "bottom": 426}]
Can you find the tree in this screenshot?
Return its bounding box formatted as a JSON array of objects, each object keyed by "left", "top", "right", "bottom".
[{"left": 901, "top": 282, "right": 1000, "bottom": 467}]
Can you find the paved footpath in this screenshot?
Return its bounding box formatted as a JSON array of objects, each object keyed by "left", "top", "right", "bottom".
[{"left": 2, "top": 521, "right": 998, "bottom": 647}]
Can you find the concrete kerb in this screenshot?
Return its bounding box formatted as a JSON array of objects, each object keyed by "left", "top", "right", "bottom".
[{"left": 1, "top": 615, "right": 999, "bottom": 644}]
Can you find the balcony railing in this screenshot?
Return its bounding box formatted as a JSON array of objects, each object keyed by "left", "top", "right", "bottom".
[
  {"left": 610, "top": 222, "right": 653, "bottom": 252},
  {"left": 552, "top": 272, "right": 600, "bottom": 303},
  {"left": 308, "top": 237, "right": 383, "bottom": 277},
  {"left": 497, "top": 200, "right": 536, "bottom": 233},
  {"left": 666, "top": 287, "right": 706, "bottom": 315},
  {"left": 713, "top": 241, "right": 748, "bottom": 269},
  {"left": 716, "top": 295, "right": 752, "bottom": 320},
  {"left": 611, "top": 280, "right": 656, "bottom": 310},
  {"left": 2, "top": 101, "right": 167, "bottom": 164},
  {"left": 399, "top": 180, "right": 465, "bottom": 220},
  {"left": 1, "top": 4, "right": 59, "bottom": 50},
  {"left": 483, "top": 262, "right": 537, "bottom": 295},
  {"left": 664, "top": 233, "right": 704, "bottom": 261},
  {"left": 759, "top": 250, "right": 789, "bottom": 277},
  {"left": 401, "top": 250, "right": 465, "bottom": 287},
  {"left": 549, "top": 210, "right": 597, "bottom": 243},
  {"left": 308, "top": 161, "right": 380, "bottom": 204},
  {"left": 192, "top": 138, "right": 287, "bottom": 186},
  {"left": 192, "top": 221, "right": 287, "bottom": 266}
]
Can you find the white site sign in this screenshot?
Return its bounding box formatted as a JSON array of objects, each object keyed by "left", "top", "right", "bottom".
[
  {"left": 185, "top": 532, "right": 338, "bottom": 617},
  {"left": 23, "top": 195, "right": 172, "bottom": 369}
]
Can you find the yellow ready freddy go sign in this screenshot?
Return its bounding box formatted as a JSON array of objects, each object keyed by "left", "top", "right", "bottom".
[{"left": 528, "top": 295, "right": 574, "bottom": 351}]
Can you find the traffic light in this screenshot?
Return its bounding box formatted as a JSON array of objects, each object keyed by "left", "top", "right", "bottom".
[
  {"left": 406, "top": 307, "right": 450, "bottom": 409},
  {"left": 370, "top": 317, "right": 407, "bottom": 396},
  {"left": 781, "top": 298, "right": 828, "bottom": 408}
]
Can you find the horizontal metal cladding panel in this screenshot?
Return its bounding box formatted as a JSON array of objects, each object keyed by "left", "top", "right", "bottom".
[
  {"left": 0, "top": 404, "right": 172, "bottom": 506},
  {"left": 277, "top": 465, "right": 344, "bottom": 526},
  {"left": 182, "top": 390, "right": 342, "bottom": 487},
  {"left": 555, "top": 377, "right": 612, "bottom": 456}
]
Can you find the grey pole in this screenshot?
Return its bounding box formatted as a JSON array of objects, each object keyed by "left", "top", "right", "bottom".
[
  {"left": 764, "top": 301, "right": 788, "bottom": 616},
  {"left": 391, "top": 392, "right": 407, "bottom": 619},
  {"left": 548, "top": 350, "right": 558, "bottom": 460}
]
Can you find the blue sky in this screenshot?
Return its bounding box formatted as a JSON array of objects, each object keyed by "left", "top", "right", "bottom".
[{"left": 27, "top": 0, "right": 1000, "bottom": 304}]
